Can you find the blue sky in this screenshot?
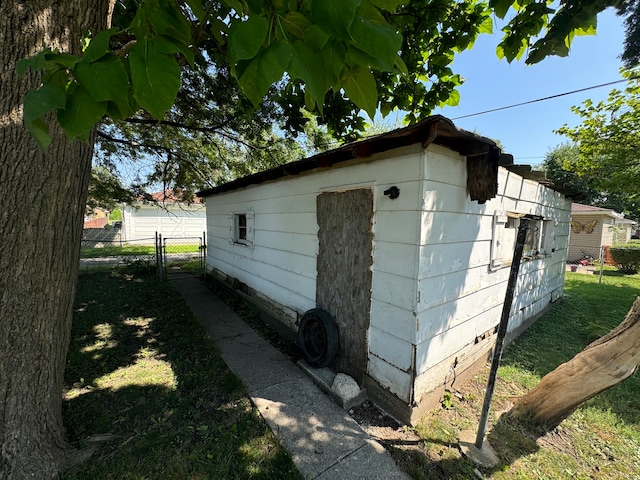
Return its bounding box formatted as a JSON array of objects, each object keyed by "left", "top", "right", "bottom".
[{"left": 429, "top": 7, "right": 626, "bottom": 166}]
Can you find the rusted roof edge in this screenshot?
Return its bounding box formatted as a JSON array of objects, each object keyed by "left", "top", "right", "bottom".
[{"left": 197, "top": 115, "right": 500, "bottom": 198}]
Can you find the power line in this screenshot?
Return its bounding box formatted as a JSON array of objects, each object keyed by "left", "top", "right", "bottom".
[{"left": 451, "top": 76, "right": 638, "bottom": 121}]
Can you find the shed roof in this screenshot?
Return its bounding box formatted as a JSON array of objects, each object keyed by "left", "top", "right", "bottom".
[{"left": 197, "top": 115, "right": 577, "bottom": 198}]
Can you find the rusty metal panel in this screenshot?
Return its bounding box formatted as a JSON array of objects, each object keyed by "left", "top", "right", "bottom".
[{"left": 316, "top": 189, "right": 374, "bottom": 383}]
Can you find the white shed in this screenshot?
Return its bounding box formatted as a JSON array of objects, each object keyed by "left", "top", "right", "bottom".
[
  {"left": 121, "top": 191, "right": 206, "bottom": 243},
  {"left": 198, "top": 116, "right": 572, "bottom": 423}
]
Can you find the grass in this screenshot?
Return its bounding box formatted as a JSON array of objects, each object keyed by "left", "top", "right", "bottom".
[
  {"left": 64, "top": 264, "right": 640, "bottom": 479},
  {"left": 389, "top": 269, "right": 640, "bottom": 479},
  {"left": 62, "top": 264, "right": 301, "bottom": 479},
  {"left": 80, "top": 244, "right": 201, "bottom": 258}
]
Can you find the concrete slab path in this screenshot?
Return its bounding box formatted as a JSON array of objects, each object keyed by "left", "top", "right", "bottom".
[{"left": 171, "top": 273, "right": 410, "bottom": 480}]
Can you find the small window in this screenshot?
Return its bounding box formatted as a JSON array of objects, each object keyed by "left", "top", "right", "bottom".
[
  {"left": 231, "top": 212, "right": 254, "bottom": 247},
  {"left": 490, "top": 212, "right": 550, "bottom": 270},
  {"left": 237, "top": 214, "right": 247, "bottom": 241}
]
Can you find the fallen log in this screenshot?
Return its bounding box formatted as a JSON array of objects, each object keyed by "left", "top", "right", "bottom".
[{"left": 511, "top": 296, "right": 640, "bottom": 428}]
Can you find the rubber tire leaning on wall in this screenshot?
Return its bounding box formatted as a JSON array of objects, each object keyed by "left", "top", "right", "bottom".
[{"left": 298, "top": 308, "right": 339, "bottom": 368}]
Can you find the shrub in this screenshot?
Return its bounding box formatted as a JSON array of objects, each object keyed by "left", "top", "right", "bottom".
[{"left": 609, "top": 243, "right": 640, "bottom": 274}]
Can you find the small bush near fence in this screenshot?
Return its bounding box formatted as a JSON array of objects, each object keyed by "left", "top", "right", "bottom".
[{"left": 609, "top": 242, "right": 640, "bottom": 274}]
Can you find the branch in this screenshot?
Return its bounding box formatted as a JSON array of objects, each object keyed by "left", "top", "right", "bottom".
[
  {"left": 96, "top": 130, "right": 171, "bottom": 153},
  {"left": 122, "top": 117, "right": 228, "bottom": 134}
]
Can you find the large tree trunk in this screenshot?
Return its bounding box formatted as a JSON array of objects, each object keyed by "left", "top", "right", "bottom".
[
  {"left": 0, "top": 1, "right": 114, "bottom": 478},
  {"left": 511, "top": 296, "right": 640, "bottom": 429}
]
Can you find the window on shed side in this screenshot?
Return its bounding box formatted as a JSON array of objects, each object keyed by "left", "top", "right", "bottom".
[
  {"left": 490, "top": 212, "right": 550, "bottom": 269},
  {"left": 231, "top": 212, "right": 254, "bottom": 247}
]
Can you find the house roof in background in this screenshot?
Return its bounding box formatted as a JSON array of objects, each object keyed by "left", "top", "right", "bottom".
[
  {"left": 143, "top": 190, "right": 203, "bottom": 204},
  {"left": 198, "top": 115, "right": 578, "bottom": 199},
  {"left": 572, "top": 203, "right": 621, "bottom": 218}
]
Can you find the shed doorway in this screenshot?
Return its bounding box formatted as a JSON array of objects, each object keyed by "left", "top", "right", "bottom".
[{"left": 316, "top": 189, "right": 374, "bottom": 383}]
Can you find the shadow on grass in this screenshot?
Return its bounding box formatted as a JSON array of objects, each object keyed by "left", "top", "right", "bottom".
[{"left": 62, "top": 266, "right": 301, "bottom": 480}]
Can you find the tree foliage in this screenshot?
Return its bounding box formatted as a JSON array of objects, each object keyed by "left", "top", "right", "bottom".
[
  {"left": 18, "top": 0, "right": 635, "bottom": 151},
  {"left": 617, "top": 0, "right": 640, "bottom": 67},
  {"left": 553, "top": 69, "right": 640, "bottom": 219},
  {"left": 542, "top": 142, "right": 640, "bottom": 220}
]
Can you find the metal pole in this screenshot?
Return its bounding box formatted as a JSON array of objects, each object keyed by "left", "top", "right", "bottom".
[
  {"left": 599, "top": 246, "right": 605, "bottom": 284},
  {"left": 475, "top": 217, "right": 531, "bottom": 449},
  {"left": 202, "top": 230, "right": 206, "bottom": 277},
  {"left": 155, "top": 231, "right": 160, "bottom": 278}
]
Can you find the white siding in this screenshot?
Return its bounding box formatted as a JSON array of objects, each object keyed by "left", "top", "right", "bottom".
[
  {"left": 412, "top": 146, "right": 571, "bottom": 403},
  {"left": 205, "top": 145, "right": 424, "bottom": 344},
  {"left": 203, "top": 141, "right": 571, "bottom": 407},
  {"left": 123, "top": 203, "right": 206, "bottom": 242}
]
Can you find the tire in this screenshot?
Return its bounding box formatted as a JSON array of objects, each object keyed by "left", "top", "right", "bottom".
[{"left": 298, "top": 308, "right": 339, "bottom": 368}]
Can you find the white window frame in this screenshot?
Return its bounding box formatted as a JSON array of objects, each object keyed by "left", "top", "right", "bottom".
[
  {"left": 490, "top": 211, "right": 550, "bottom": 270},
  {"left": 228, "top": 211, "right": 254, "bottom": 247}
]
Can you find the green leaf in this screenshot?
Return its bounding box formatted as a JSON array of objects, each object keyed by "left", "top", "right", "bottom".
[
  {"left": 347, "top": 45, "right": 390, "bottom": 73},
  {"left": 311, "top": 0, "right": 361, "bottom": 40},
  {"left": 228, "top": 15, "right": 269, "bottom": 65},
  {"left": 350, "top": 14, "right": 401, "bottom": 71},
  {"left": 246, "top": 0, "right": 265, "bottom": 13},
  {"left": 444, "top": 89, "right": 460, "bottom": 107},
  {"left": 75, "top": 54, "right": 130, "bottom": 116},
  {"left": 490, "top": 0, "right": 514, "bottom": 19},
  {"left": 83, "top": 28, "right": 118, "bottom": 63},
  {"left": 394, "top": 54, "right": 408, "bottom": 75},
  {"left": 52, "top": 53, "right": 79, "bottom": 69},
  {"left": 222, "top": 0, "right": 244, "bottom": 14},
  {"left": 237, "top": 59, "right": 262, "bottom": 105},
  {"left": 16, "top": 48, "right": 53, "bottom": 76},
  {"left": 184, "top": 0, "right": 206, "bottom": 21},
  {"left": 239, "top": 41, "right": 293, "bottom": 106},
  {"left": 129, "top": 38, "right": 181, "bottom": 119},
  {"left": 281, "top": 11, "right": 310, "bottom": 39},
  {"left": 357, "top": 1, "right": 387, "bottom": 25},
  {"left": 28, "top": 118, "right": 53, "bottom": 149},
  {"left": 289, "top": 40, "right": 331, "bottom": 107},
  {"left": 155, "top": 34, "right": 195, "bottom": 67},
  {"left": 479, "top": 15, "right": 494, "bottom": 35},
  {"left": 23, "top": 84, "right": 66, "bottom": 125},
  {"left": 57, "top": 85, "right": 107, "bottom": 141},
  {"left": 305, "top": 25, "right": 329, "bottom": 52},
  {"left": 149, "top": 0, "right": 192, "bottom": 45},
  {"left": 23, "top": 84, "right": 66, "bottom": 148},
  {"left": 369, "top": 0, "right": 404, "bottom": 11},
  {"left": 341, "top": 65, "right": 377, "bottom": 118},
  {"left": 319, "top": 40, "right": 346, "bottom": 86}
]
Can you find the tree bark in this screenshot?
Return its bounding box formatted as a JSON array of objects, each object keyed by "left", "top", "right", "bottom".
[
  {"left": 0, "top": 1, "right": 114, "bottom": 478},
  {"left": 511, "top": 296, "right": 640, "bottom": 429}
]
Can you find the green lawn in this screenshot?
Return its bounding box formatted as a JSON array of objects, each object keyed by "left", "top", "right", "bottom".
[
  {"left": 63, "top": 265, "right": 640, "bottom": 479},
  {"left": 62, "top": 265, "right": 300, "bottom": 480},
  {"left": 80, "top": 244, "right": 201, "bottom": 258},
  {"left": 391, "top": 269, "right": 640, "bottom": 479}
]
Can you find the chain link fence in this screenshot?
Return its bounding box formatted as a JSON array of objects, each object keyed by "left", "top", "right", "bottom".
[{"left": 80, "top": 229, "right": 206, "bottom": 277}]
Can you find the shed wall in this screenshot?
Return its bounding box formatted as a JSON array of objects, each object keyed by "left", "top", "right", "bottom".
[
  {"left": 204, "top": 145, "right": 425, "bottom": 399},
  {"left": 412, "top": 147, "right": 570, "bottom": 404},
  {"left": 203, "top": 142, "right": 571, "bottom": 411}
]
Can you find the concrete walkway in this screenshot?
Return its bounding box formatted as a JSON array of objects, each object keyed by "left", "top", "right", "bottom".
[{"left": 170, "top": 272, "right": 410, "bottom": 480}]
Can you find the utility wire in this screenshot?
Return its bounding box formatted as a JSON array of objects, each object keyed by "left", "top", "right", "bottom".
[{"left": 451, "top": 76, "right": 639, "bottom": 121}]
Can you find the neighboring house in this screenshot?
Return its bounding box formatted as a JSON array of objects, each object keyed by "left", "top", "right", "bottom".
[
  {"left": 83, "top": 206, "right": 109, "bottom": 229},
  {"left": 121, "top": 191, "right": 206, "bottom": 243},
  {"left": 198, "top": 116, "right": 573, "bottom": 423},
  {"left": 569, "top": 203, "right": 634, "bottom": 263}
]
